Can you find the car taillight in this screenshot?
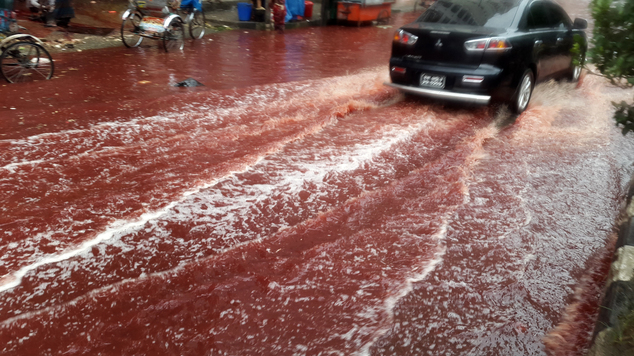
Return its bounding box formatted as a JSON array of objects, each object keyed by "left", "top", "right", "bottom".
[
  {"left": 464, "top": 38, "right": 512, "bottom": 51},
  {"left": 394, "top": 30, "right": 418, "bottom": 45}
]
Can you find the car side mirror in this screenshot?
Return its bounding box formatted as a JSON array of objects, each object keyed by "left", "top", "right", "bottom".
[{"left": 573, "top": 18, "right": 587, "bottom": 30}]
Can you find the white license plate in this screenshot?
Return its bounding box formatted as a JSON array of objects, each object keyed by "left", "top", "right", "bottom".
[{"left": 420, "top": 73, "right": 446, "bottom": 89}]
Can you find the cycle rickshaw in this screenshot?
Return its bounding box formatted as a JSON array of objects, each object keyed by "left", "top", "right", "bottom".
[
  {"left": 0, "top": 0, "right": 54, "bottom": 83},
  {"left": 121, "top": 0, "right": 206, "bottom": 52}
]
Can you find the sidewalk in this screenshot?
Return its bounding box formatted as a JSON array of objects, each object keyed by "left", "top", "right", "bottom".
[{"left": 586, "top": 187, "right": 634, "bottom": 355}]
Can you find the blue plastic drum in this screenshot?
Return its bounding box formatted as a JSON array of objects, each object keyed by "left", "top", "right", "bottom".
[{"left": 237, "top": 2, "right": 252, "bottom": 21}]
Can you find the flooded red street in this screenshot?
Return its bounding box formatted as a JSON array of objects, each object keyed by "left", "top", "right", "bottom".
[{"left": 2, "top": 2, "right": 634, "bottom": 355}]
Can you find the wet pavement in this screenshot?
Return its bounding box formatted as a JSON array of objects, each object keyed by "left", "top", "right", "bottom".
[{"left": 3, "top": 1, "right": 634, "bottom": 355}]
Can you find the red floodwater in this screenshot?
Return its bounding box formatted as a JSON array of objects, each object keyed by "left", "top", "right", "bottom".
[{"left": 2, "top": 2, "right": 634, "bottom": 355}]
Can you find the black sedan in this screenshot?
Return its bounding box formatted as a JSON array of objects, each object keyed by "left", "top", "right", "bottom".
[{"left": 385, "top": 0, "right": 587, "bottom": 113}]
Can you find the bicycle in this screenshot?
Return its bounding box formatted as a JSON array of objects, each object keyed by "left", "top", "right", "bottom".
[
  {"left": 0, "top": 0, "right": 54, "bottom": 83},
  {"left": 179, "top": 0, "right": 205, "bottom": 40},
  {"left": 121, "top": 0, "right": 205, "bottom": 52}
]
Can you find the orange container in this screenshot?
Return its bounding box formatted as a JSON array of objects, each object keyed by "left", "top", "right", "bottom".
[
  {"left": 336, "top": 2, "right": 391, "bottom": 24},
  {"left": 304, "top": 1, "right": 313, "bottom": 19}
]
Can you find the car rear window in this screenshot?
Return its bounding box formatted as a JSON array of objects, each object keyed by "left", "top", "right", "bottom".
[{"left": 417, "top": 0, "right": 522, "bottom": 28}]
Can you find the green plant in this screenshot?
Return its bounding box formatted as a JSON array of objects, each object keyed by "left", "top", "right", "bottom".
[
  {"left": 614, "top": 101, "right": 634, "bottom": 135},
  {"left": 590, "top": 0, "right": 634, "bottom": 133},
  {"left": 571, "top": 34, "right": 585, "bottom": 67}
]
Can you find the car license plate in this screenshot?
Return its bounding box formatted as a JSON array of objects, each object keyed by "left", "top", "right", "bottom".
[{"left": 420, "top": 73, "right": 446, "bottom": 89}]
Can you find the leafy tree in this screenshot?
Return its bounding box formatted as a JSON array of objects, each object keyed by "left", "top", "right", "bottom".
[{"left": 590, "top": 0, "right": 634, "bottom": 134}]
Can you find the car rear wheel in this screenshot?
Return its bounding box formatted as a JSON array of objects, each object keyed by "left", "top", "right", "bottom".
[{"left": 511, "top": 69, "right": 534, "bottom": 114}]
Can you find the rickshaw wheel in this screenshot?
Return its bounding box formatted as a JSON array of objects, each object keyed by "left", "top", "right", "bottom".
[
  {"left": 0, "top": 41, "right": 54, "bottom": 83},
  {"left": 164, "top": 18, "right": 185, "bottom": 52},
  {"left": 121, "top": 12, "right": 144, "bottom": 48},
  {"left": 189, "top": 10, "right": 206, "bottom": 40},
  {"left": 377, "top": 10, "right": 390, "bottom": 25}
]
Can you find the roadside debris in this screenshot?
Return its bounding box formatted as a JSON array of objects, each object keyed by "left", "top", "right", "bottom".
[{"left": 174, "top": 78, "right": 204, "bottom": 87}]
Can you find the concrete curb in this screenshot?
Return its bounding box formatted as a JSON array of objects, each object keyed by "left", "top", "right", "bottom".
[
  {"left": 587, "top": 192, "right": 634, "bottom": 355},
  {"left": 205, "top": 16, "right": 320, "bottom": 30}
]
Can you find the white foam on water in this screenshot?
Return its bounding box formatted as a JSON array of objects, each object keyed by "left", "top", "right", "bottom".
[
  {"left": 354, "top": 214, "right": 451, "bottom": 356},
  {"left": 353, "top": 121, "right": 501, "bottom": 355},
  {"left": 0, "top": 78, "right": 398, "bottom": 295},
  {"left": 0, "top": 154, "right": 269, "bottom": 293},
  {"left": 1, "top": 159, "right": 46, "bottom": 172},
  {"left": 0, "top": 70, "right": 388, "bottom": 169},
  {"left": 0, "top": 71, "right": 396, "bottom": 277},
  {"left": 0, "top": 210, "right": 167, "bottom": 293},
  {"left": 0, "top": 108, "right": 435, "bottom": 326},
  {"left": 274, "top": 121, "right": 432, "bottom": 188},
  {"left": 0, "top": 92, "right": 270, "bottom": 169}
]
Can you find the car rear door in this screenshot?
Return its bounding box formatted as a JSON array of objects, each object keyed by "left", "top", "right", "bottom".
[
  {"left": 544, "top": 2, "right": 574, "bottom": 76},
  {"left": 523, "top": 1, "right": 559, "bottom": 80}
]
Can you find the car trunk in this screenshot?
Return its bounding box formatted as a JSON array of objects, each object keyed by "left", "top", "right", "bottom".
[{"left": 395, "top": 23, "right": 506, "bottom": 68}]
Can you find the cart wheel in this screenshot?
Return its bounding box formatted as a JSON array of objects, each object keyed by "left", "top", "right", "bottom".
[
  {"left": 188, "top": 9, "right": 206, "bottom": 40},
  {"left": 0, "top": 41, "right": 54, "bottom": 83},
  {"left": 377, "top": 10, "right": 390, "bottom": 25},
  {"left": 121, "top": 12, "right": 143, "bottom": 48},
  {"left": 164, "top": 18, "right": 184, "bottom": 52}
]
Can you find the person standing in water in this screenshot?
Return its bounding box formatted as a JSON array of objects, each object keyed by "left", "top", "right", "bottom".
[
  {"left": 53, "top": 0, "right": 74, "bottom": 27},
  {"left": 270, "top": 0, "right": 285, "bottom": 32}
]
